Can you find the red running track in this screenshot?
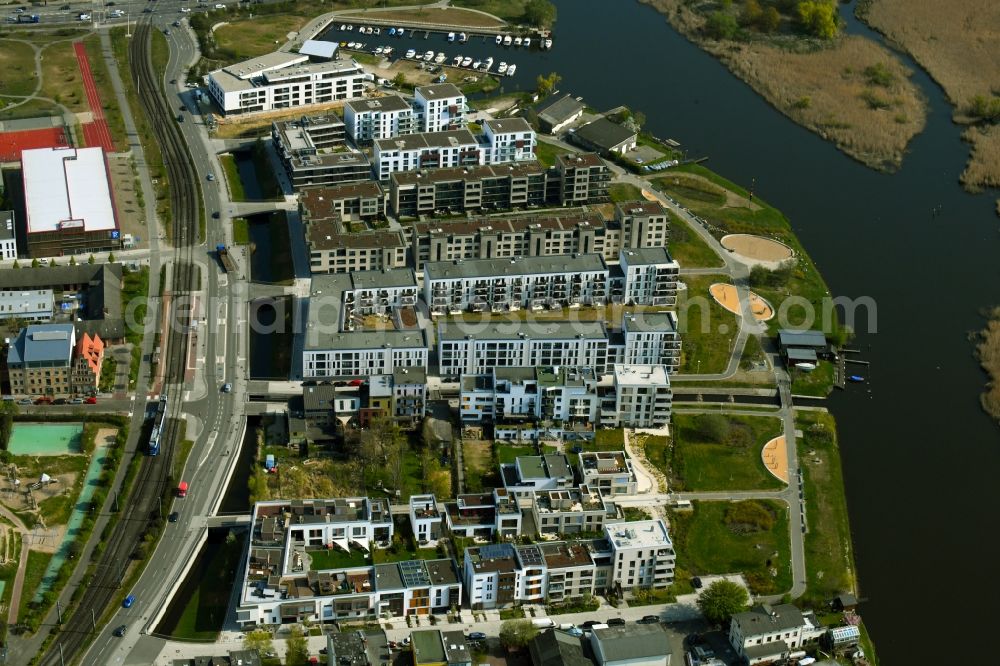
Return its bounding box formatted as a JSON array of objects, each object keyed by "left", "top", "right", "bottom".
[
  {"left": 0, "top": 126, "right": 69, "bottom": 162},
  {"left": 73, "top": 41, "right": 116, "bottom": 153}
]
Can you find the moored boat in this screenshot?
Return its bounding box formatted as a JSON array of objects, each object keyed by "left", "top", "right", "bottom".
[
  {"left": 448, "top": 32, "right": 456, "bottom": 42},
  {"left": 506, "top": 63, "right": 517, "bottom": 76},
  {"left": 523, "top": 37, "right": 531, "bottom": 48},
  {"left": 405, "top": 49, "right": 416, "bottom": 59},
  {"left": 495, "top": 34, "right": 502, "bottom": 45},
  {"left": 503, "top": 35, "right": 512, "bottom": 46},
  {"left": 514, "top": 36, "right": 522, "bottom": 46},
  {"left": 543, "top": 38, "right": 552, "bottom": 49},
  {"left": 497, "top": 61, "right": 508, "bottom": 74},
  {"left": 461, "top": 56, "right": 473, "bottom": 67}
]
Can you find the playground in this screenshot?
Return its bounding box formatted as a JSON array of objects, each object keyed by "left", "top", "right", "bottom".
[
  {"left": 709, "top": 283, "right": 774, "bottom": 321},
  {"left": 721, "top": 234, "right": 794, "bottom": 267},
  {"left": 761, "top": 435, "right": 789, "bottom": 484}
]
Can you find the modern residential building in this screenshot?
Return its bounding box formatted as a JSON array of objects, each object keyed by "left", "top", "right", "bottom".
[
  {"left": 374, "top": 129, "right": 482, "bottom": 181},
  {"left": 410, "top": 629, "right": 472, "bottom": 666},
  {"left": 617, "top": 247, "right": 679, "bottom": 306},
  {"left": 603, "top": 519, "right": 675, "bottom": 593},
  {"left": 555, "top": 153, "right": 612, "bottom": 206},
  {"left": 0, "top": 211, "right": 17, "bottom": 260},
  {"left": 70, "top": 332, "right": 104, "bottom": 394},
  {"left": 444, "top": 489, "right": 522, "bottom": 540},
  {"left": 389, "top": 162, "right": 548, "bottom": 218},
  {"left": 235, "top": 499, "right": 463, "bottom": 626},
  {"left": 603, "top": 364, "right": 672, "bottom": 429},
  {"left": 414, "top": 84, "right": 466, "bottom": 132},
  {"left": 571, "top": 117, "right": 637, "bottom": 155},
  {"left": 206, "top": 51, "right": 366, "bottom": 115},
  {"left": 7, "top": 323, "right": 76, "bottom": 396},
  {"left": 343, "top": 94, "right": 416, "bottom": 143},
  {"left": 425, "top": 253, "right": 610, "bottom": 314},
  {"left": 302, "top": 271, "right": 426, "bottom": 378},
  {"left": 409, "top": 494, "right": 444, "bottom": 546},
  {"left": 482, "top": 118, "right": 536, "bottom": 164},
  {"left": 299, "top": 181, "right": 385, "bottom": 223},
  {"left": 438, "top": 320, "right": 609, "bottom": 377},
  {"left": 533, "top": 93, "right": 587, "bottom": 133},
  {"left": 0, "top": 289, "right": 53, "bottom": 322},
  {"left": 577, "top": 451, "right": 638, "bottom": 497},
  {"left": 391, "top": 366, "right": 427, "bottom": 424},
  {"left": 272, "top": 113, "right": 373, "bottom": 189},
  {"left": 530, "top": 485, "right": 623, "bottom": 536},
  {"left": 300, "top": 189, "right": 407, "bottom": 273},
  {"left": 21, "top": 147, "right": 121, "bottom": 257},
  {"left": 616, "top": 311, "right": 681, "bottom": 372},
  {"left": 616, "top": 201, "right": 670, "bottom": 250},
  {"left": 589, "top": 624, "right": 672, "bottom": 666},
  {"left": 500, "top": 454, "right": 575, "bottom": 496},
  {"left": 728, "top": 604, "right": 825, "bottom": 665}
]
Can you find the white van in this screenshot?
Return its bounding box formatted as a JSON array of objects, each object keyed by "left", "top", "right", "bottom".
[{"left": 530, "top": 618, "right": 555, "bottom": 629}]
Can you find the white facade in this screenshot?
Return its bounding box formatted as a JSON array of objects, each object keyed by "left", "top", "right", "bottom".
[
  {"left": 604, "top": 520, "right": 675, "bottom": 591},
  {"left": 620, "top": 312, "right": 681, "bottom": 372},
  {"left": 578, "top": 451, "right": 638, "bottom": 497},
  {"left": 728, "top": 604, "right": 825, "bottom": 665},
  {"left": 0, "top": 290, "right": 54, "bottom": 321},
  {"left": 414, "top": 83, "right": 466, "bottom": 132},
  {"left": 460, "top": 366, "right": 600, "bottom": 427},
  {"left": 409, "top": 494, "right": 443, "bottom": 545},
  {"left": 604, "top": 364, "right": 672, "bottom": 428},
  {"left": 619, "top": 247, "right": 679, "bottom": 307},
  {"left": 206, "top": 52, "right": 366, "bottom": 115},
  {"left": 482, "top": 118, "right": 536, "bottom": 163},
  {"left": 373, "top": 129, "right": 482, "bottom": 180},
  {"left": 343, "top": 95, "right": 416, "bottom": 142},
  {"left": 303, "top": 340, "right": 427, "bottom": 379}
]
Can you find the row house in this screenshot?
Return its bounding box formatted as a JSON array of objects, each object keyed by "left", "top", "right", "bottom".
[
  {"left": 577, "top": 451, "right": 639, "bottom": 497},
  {"left": 529, "top": 485, "right": 623, "bottom": 537},
  {"left": 7, "top": 323, "right": 104, "bottom": 397},
  {"left": 409, "top": 494, "right": 444, "bottom": 546},
  {"left": 500, "top": 453, "right": 575, "bottom": 497},
  {"left": 343, "top": 94, "right": 416, "bottom": 143}
]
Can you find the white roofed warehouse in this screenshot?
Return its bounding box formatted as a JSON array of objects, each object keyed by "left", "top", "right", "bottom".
[{"left": 20, "top": 147, "right": 122, "bottom": 258}]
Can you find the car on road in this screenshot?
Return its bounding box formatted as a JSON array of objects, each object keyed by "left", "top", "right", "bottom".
[
  {"left": 34, "top": 396, "right": 52, "bottom": 405},
  {"left": 164, "top": 29, "right": 170, "bottom": 35},
  {"left": 401, "top": 637, "right": 411, "bottom": 646},
  {"left": 123, "top": 594, "right": 136, "bottom": 608},
  {"left": 212, "top": 211, "right": 220, "bottom": 219},
  {"left": 215, "top": 3, "right": 226, "bottom": 8},
  {"left": 112, "top": 624, "right": 127, "bottom": 637},
  {"left": 70, "top": 397, "right": 85, "bottom": 404},
  {"left": 17, "top": 398, "right": 31, "bottom": 406},
  {"left": 580, "top": 620, "right": 601, "bottom": 629},
  {"left": 467, "top": 632, "right": 486, "bottom": 641},
  {"left": 180, "top": 7, "right": 191, "bottom": 13},
  {"left": 637, "top": 615, "right": 660, "bottom": 624},
  {"left": 691, "top": 576, "right": 703, "bottom": 589},
  {"left": 222, "top": 383, "right": 233, "bottom": 393},
  {"left": 170, "top": 78, "right": 177, "bottom": 84},
  {"left": 168, "top": 511, "right": 180, "bottom": 523},
  {"left": 85, "top": 396, "right": 98, "bottom": 404},
  {"left": 173, "top": 20, "right": 181, "bottom": 27},
  {"left": 606, "top": 618, "right": 626, "bottom": 626},
  {"left": 53, "top": 398, "right": 67, "bottom": 405},
  {"left": 207, "top": 173, "right": 215, "bottom": 181}
]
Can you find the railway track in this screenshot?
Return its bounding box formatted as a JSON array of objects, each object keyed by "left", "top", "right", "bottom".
[{"left": 39, "top": 18, "right": 202, "bottom": 666}]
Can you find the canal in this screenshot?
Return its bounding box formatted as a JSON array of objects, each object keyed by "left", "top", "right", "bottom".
[{"left": 319, "top": 1, "right": 1000, "bottom": 660}]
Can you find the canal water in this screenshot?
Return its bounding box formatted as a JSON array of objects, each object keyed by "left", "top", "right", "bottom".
[{"left": 319, "top": 2, "right": 1000, "bottom": 660}]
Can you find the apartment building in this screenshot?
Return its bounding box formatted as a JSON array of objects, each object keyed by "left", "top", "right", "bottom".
[
  {"left": 425, "top": 253, "right": 610, "bottom": 314},
  {"left": 617, "top": 247, "right": 679, "bottom": 306},
  {"left": 437, "top": 320, "right": 609, "bottom": 377},
  {"left": 300, "top": 190, "right": 407, "bottom": 274},
  {"left": 391, "top": 366, "right": 427, "bottom": 424},
  {"left": 302, "top": 271, "right": 426, "bottom": 378},
  {"left": 299, "top": 182, "right": 384, "bottom": 224},
  {"left": 414, "top": 84, "right": 466, "bottom": 132},
  {"left": 0, "top": 289, "right": 53, "bottom": 322},
  {"left": 0, "top": 211, "right": 17, "bottom": 260},
  {"left": 530, "top": 485, "right": 623, "bottom": 536},
  {"left": 601, "top": 364, "right": 672, "bottom": 429},
  {"left": 577, "top": 451, "right": 639, "bottom": 497},
  {"left": 236, "top": 499, "right": 462, "bottom": 626},
  {"left": 482, "top": 118, "right": 536, "bottom": 164},
  {"left": 615, "top": 311, "right": 681, "bottom": 372},
  {"left": 272, "top": 114, "right": 372, "bottom": 189},
  {"left": 343, "top": 94, "right": 416, "bottom": 143},
  {"left": 500, "top": 454, "right": 575, "bottom": 496},
  {"left": 374, "top": 129, "right": 482, "bottom": 180},
  {"left": 444, "top": 489, "right": 522, "bottom": 540},
  {"left": 616, "top": 200, "right": 670, "bottom": 250},
  {"left": 71, "top": 332, "right": 104, "bottom": 395},
  {"left": 389, "top": 162, "right": 548, "bottom": 218},
  {"left": 604, "top": 520, "right": 675, "bottom": 593},
  {"left": 409, "top": 494, "right": 444, "bottom": 545},
  {"left": 7, "top": 323, "right": 76, "bottom": 396},
  {"left": 206, "top": 51, "right": 366, "bottom": 115},
  {"left": 556, "top": 153, "right": 612, "bottom": 206},
  {"left": 729, "top": 604, "right": 826, "bottom": 665}
]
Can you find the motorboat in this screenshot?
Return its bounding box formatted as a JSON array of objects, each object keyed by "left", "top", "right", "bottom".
[
  {"left": 483, "top": 56, "right": 494, "bottom": 70},
  {"left": 459, "top": 32, "right": 467, "bottom": 42},
  {"left": 497, "top": 61, "right": 508, "bottom": 74},
  {"left": 424, "top": 50, "right": 435, "bottom": 60},
  {"left": 374, "top": 46, "right": 384, "bottom": 55},
  {"left": 503, "top": 35, "right": 512, "bottom": 46},
  {"left": 461, "top": 57, "right": 473, "bottom": 67},
  {"left": 434, "top": 52, "right": 446, "bottom": 64},
  {"left": 795, "top": 362, "right": 817, "bottom": 371},
  {"left": 397, "top": 28, "right": 404, "bottom": 37},
  {"left": 405, "top": 48, "right": 416, "bottom": 59},
  {"left": 339, "top": 41, "right": 347, "bottom": 47},
  {"left": 523, "top": 37, "right": 531, "bottom": 48},
  {"left": 346, "top": 24, "right": 353, "bottom": 31},
  {"left": 472, "top": 59, "right": 482, "bottom": 69},
  {"left": 373, "top": 27, "right": 380, "bottom": 35},
  {"left": 339, "top": 24, "right": 346, "bottom": 31},
  {"left": 495, "top": 34, "right": 502, "bottom": 45},
  {"left": 848, "top": 375, "right": 865, "bottom": 383},
  {"left": 383, "top": 46, "right": 393, "bottom": 56},
  {"left": 447, "top": 32, "right": 456, "bottom": 42},
  {"left": 543, "top": 38, "right": 552, "bottom": 49},
  {"left": 452, "top": 55, "right": 462, "bottom": 66},
  {"left": 514, "top": 36, "right": 522, "bottom": 46},
  {"left": 506, "top": 63, "right": 517, "bottom": 76},
  {"left": 389, "top": 28, "right": 396, "bottom": 36}
]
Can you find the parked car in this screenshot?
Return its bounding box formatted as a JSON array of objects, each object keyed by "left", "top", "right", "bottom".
[
  {"left": 691, "top": 576, "right": 703, "bottom": 589},
  {"left": 570, "top": 445, "right": 583, "bottom": 454},
  {"left": 34, "top": 396, "right": 52, "bottom": 405},
  {"left": 206, "top": 173, "right": 215, "bottom": 181},
  {"left": 212, "top": 211, "right": 220, "bottom": 219},
  {"left": 123, "top": 594, "right": 135, "bottom": 609},
  {"left": 53, "top": 398, "right": 67, "bottom": 405},
  {"left": 467, "top": 632, "right": 486, "bottom": 641},
  {"left": 606, "top": 618, "right": 626, "bottom": 626},
  {"left": 70, "top": 397, "right": 85, "bottom": 404},
  {"left": 580, "top": 620, "right": 601, "bottom": 629},
  {"left": 112, "top": 624, "right": 127, "bottom": 637},
  {"left": 85, "top": 396, "right": 98, "bottom": 404},
  {"left": 17, "top": 398, "right": 31, "bottom": 406},
  {"left": 168, "top": 511, "right": 180, "bottom": 523},
  {"left": 637, "top": 615, "right": 660, "bottom": 624}
]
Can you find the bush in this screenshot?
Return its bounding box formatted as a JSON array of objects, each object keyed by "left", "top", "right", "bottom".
[
  {"left": 864, "top": 63, "right": 896, "bottom": 88},
  {"left": 693, "top": 413, "right": 730, "bottom": 443},
  {"left": 705, "top": 11, "right": 739, "bottom": 40},
  {"left": 724, "top": 500, "right": 776, "bottom": 534}
]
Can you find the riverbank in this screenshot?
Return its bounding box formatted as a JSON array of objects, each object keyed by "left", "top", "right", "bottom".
[
  {"left": 856, "top": 0, "right": 1000, "bottom": 208},
  {"left": 974, "top": 306, "right": 1000, "bottom": 425},
  {"left": 637, "top": 0, "right": 926, "bottom": 172}
]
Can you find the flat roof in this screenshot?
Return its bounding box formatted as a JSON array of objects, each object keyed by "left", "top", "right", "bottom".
[
  {"left": 0, "top": 211, "right": 14, "bottom": 240},
  {"left": 437, "top": 319, "right": 607, "bottom": 342},
  {"left": 412, "top": 630, "right": 446, "bottom": 664},
  {"left": 622, "top": 311, "right": 678, "bottom": 333},
  {"left": 305, "top": 220, "right": 404, "bottom": 251},
  {"left": 425, "top": 253, "right": 606, "bottom": 280},
  {"left": 300, "top": 181, "right": 382, "bottom": 202},
  {"left": 575, "top": 117, "right": 637, "bottom": 150},
  {"left": 414, "top": 209, "right": 606, "bottom": 237},
  {"left": 223, "top": 51, "right": 307, "bottom": 79},
  {"left": 375, "top": 128, "right": 478, "bottom": 153},
  {"left": 620, "top": 246, "right": 674, "bottom": 265},
  {"left": 604, "top": 519, "right": 672, "bottom": 549},
  {"left": 348, "top": 267, "right": 417, "bottom": 290},
  {"left": 778, "top": 329, "right": 827, "bottom": 348},
  {"left": 556, "top": 151, "right": 605, "bottom": 169},
  {"left": 617, "top": 200, "right": 667, "bottom": 217},
  {"left": 592, "top": 624, "right": 671, "bottom": 660},
  {"left": 299, "top": 39, "right": 338, "bottom": 59},
  {"left": 264, "top": 58, "right": 360, "bottom": 83},
  {"left": 613, "top": 363, "right": 670, "bottom": 387},
  {"left": 346, "top": 94, "right": 412, "bottom": 114},
  {"left": 0, "top": 289, "right": 53, "bottom": 314},
  {"left": 485, "top": 117, "right": 533, "bottom": 134},
  {"left": 22, "top": 147, "right": 116, "bottom": 234},
  {"left": 391, "top": 160, "right": 545, "bottom": 186},
  {"left": 415, "top": 83, "right": 463, "bottom": 100}
]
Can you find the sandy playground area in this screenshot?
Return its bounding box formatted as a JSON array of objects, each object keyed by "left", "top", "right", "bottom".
[
  {"left": 709, "top": 283, "right": 774, "bottom": 321},
  {"left": 761, "top": 435, "right": 789, "bottom": 484},
  {"left": 721, "top": 234, "right": 794, "bottom": 266}
]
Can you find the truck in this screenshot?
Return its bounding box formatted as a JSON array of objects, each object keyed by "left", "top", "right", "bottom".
[
  {"left": 216, "top": 244, "right": 237, "bottom": 273},
  {"left": 17, "top": 14, "right": 40, "bottom": 23},
  {"left": 177, "top": 481, "right": 188, "bottom": 498}
]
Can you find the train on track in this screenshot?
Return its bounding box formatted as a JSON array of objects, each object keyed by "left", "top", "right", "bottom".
[{"left": 148, "top": 394, "right": 168, "bottom": 455}]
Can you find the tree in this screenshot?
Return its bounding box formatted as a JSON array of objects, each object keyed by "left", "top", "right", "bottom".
[
  {"left": 31, "top": 258, "right": 40, "bottom": 268},
  {"left": 740, "top": 0, "right": 763, "bottom": 27},
  {"left": 285, "top": 625, "right": 309, "bottom": 666},
  {"left": 759, "top": 6, "right": 781, "bottom": 33},
  {"left": 12, "top": 260, "right": 18, "bottom": 269},
  {"left": 705, "top": 11, "right": 739, "bottom": 40},
  {"left": 535, "top": 71, "right": 561, "bottom": 97},
  {"left": 244, "top": 629, "right": 274, "bottom": 656},
  {"left": 88, "top": 254, "right": 95, "bottom": 264},
  {"left": 694, "top": 413, "right": 730, "bottom": 443},
  {"left": 697, "top": 579, "right": 750, "bottom": 625},
  {"left": 69, "top": 255, "right": 77, "bottom": 266},
  {"left": 392, "top": 71, "right": 407, "bottom": 88},
  {"left": 499, "top": 618, "right": 539, "bottom": 649},
  {"left": 107, "top": 251, "right": 116, "bottom": 263},
  {"left": 523, "top": 0, "right": 556, "bottom": 28},
  {"left": 796, "top": 0, "right": 839, "bottom": 39}
]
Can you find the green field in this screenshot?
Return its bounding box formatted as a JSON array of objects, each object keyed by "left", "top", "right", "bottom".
[
  {"left": 668, "top": 414, "right": 785, "bottom": 491},
  {"left": 608, "top": 182, "right": 643, "bottom": 203},
  {"left": 796, "top": 410, "right": 856, "bottom": 604},
  {"left": 495, "top": 443, "right": 535, "bottom": 465},
  {"left": 233, "top": 217, "right": 250, "bottom": 245},
  {"left": 534, "top": 139, "right": 569, "bottom": 167},
  {"left": 670, "top": 500, "right": 792, "bottom": 596},
  {"left": 677, "top": 275, "right": 739, "bottom": 374},
  {"left": 307, "top": 547, "right": 369, "bottom": 570},
  {"left": 19, "top": 550, "right": 53, "bottom": 620},
  {"left": 790, "top": 360, "right": 836, "bottom": 397},
  {"left": 668, "top": 213, "right": 724, "bottom": 269},
  {"left": 214, "top": 14, "right": 310, "bottom": 61},
  {"left": 220, "top": 154, "right": 247, "bottom": 202},
  {"left": 0, "top": 39, "right": 39, "bottom": 97}
]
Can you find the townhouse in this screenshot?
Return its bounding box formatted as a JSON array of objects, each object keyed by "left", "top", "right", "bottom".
[
  {"left": 424, "top": 254, "right": 610, "bottom": 314},
  {"left": 529, "top": 485, "right": 623, "bottom": 536},
  {"left": 71, "top": 332, "right": 105, "bottom": 395},
  {"left": 409, "top": 494, "right": 444, "bottom": 546},
  {"left": 374, "top": 129, "right": 482, "bottom": 181},
  {"left": 343, "top": 94, "right": 416, "bottom": 143},
  {"left": 728, "top": 604, "right": 825, "bottom": 665},
  {"left": 444, "top": 489, "right": 522, "bottom": 540},
  {"left": 272, "top": 114, "right": 372, "bottom": 189},
  {"left": 389, "top": 162, "right": 548, "bottom": 218},
  {"left": 413, "top": 84, "right": 467, "bottom": 132},
  {"left": 206, "top": 51, "right": 366, "bottom": 115},
  {"left": 236, "top": 499, "right": 462, "bottom": 626},
  {"left": 0, "top": 211, "right": 17, "bottom": 260},
  {"left": 481, "top": 118, "right": 536, "bottom": 164},
  {"left": 603, "top": 520, "right": 676, "bottom": 594},
  {"left": 577, "top": 451, "right": 639, "bottom": 497}
]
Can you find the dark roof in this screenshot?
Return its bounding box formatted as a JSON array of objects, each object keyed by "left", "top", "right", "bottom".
[
  {"left": 786, "top": 348, "right": 817, "bottom": 362},
  {"left": 535, "top": 94, "right": 586, "bottom": 126},
  {"left": 592, "top": 624, "right": 671, "bottom": 661},
  {"left": 326, "top": 630, "right": 368, "bottom": 666},
  {"left": 303, "top": 385, "right": 337, "bottom": 411},
  {"left": 300, "top": 181, "right": 383, "bottom": 202},
  {"left": 744, "top": 640, "right": 790, "bottom": 659},
  {"left": 778, "top": 329, "right": 827, "bottom": 349},
  {"left": 573, "top": 117, "right": 636, "bottom": 151},
  {"left": 0, "top": 263, "right": 122, "bottom": 291},
  {"left": 732, "top": 604, "right": 805, "bottom": 637},
  {"left": 556, "top": 152, "right": 605, "bottom": 169},
  {"left": 528, "top": 630, "right": 594, "bottom": 666}
]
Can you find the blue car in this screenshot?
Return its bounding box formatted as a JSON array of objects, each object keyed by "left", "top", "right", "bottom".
[{"left": 123, "top": 594, "right": 135, "bottom": 609}]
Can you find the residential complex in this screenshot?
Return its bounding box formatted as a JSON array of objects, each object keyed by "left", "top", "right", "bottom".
[
  {"left": 7, "top": 323, "right": 76, "bottom": 396},
  {"left": 577, "top": 451, "right": 639, "bottom": 497},
  {"left": 413, "top": 83, "right": 466, "bottom": 133},
  {"left": 272, "top": 113, "right": 373, "bottom": 189},
  {"left": 728, "top": 604, "right": 826, "bottom": 665},
  {"left": 557, "top": 152, "right": 613, "bottom": 206},
  {"left": 374, "top": 129, "right": 482, "bottom": 181},
  {"left": 70, "top": 332, "right": 105, "bottom": 395},
  {"left": 481, "top": 118, "right": 537, "bottom": 164},
  {"left": 206, "top": 51, "right": 366, "bottom": 115},
  {"left": 608, "top": 363, "right": 673, "bottom": 428},
  {"left": 389, "top": 162, "right": 549, "bottom": 218},
  {"left": 344, "top": 94, "right": 416, "bottom": 143}
]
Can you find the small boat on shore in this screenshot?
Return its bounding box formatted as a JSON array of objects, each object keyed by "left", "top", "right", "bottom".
[
  {"left": 405, "top": 48, "right": 416, "bottom": 59},
  {"left": 424, "top": 50, "right": 435, "bottom": 61},
  {"left": 497, "top": 61, "right": 508, "bottom": 74},
  {"left": 472, "top": 59, "right": 482, "bottom": 69},
  {"left": 374, "top": 46, "right": 384, "bottom": 55},
  {"left": 506, "top": 63, "right": 517, "bottom": 76},
  {"left": 383, "top": 46, "right": 393, "bottom": 56},
  {"left": 461, "top": 56, "right": 473, "bottom": 67}
]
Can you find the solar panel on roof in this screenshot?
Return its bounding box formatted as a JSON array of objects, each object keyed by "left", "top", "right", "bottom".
[
  {"left": 398, "top": 559, "right": 430, "bottom": 587},
  {"left": 32, "top": 330, "right": 69, "bottom": 340},
  {"left": 479, "top": 543, "right": 514, "bottom": 560},
  {"left": 518, "top": 545, "right": 544, "bottom": 566}
]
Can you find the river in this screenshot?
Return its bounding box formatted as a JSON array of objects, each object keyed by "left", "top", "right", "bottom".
[{"left": 324, "top": 2, "right": 1000, "bottom": 660}]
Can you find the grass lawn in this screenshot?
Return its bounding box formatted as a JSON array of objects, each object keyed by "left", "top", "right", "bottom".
[
  {"left": 19, "top": 550, "right": 53, "bottom": 619},
  {"left": 796, "top": 410, "right": 856, "bottom": 605},
  {"left": 214, "top": 15, "right": 310, "bottom": 61},
  {"left": 460, "top": 74, "right": 501, "bottom": 96},
  {"left": 121, "top": 267, "right": 150, "bottom": 347},
  {"left": 220, "top": 154, "right": 247, "bottom": 201},
  {"left": 0, "top": 98, "right": 63, "bottom": 121},
  {"left": 670, "top": 500, "right": 792, "bottom": 596},
  {"left": 37, "top": 494, "right": 74, "bottom": 526},
  {"left": 790, "top": 360, "right": 836, "bottom": 397},
  {"left": 668, "top": 414, "right": 785, "bottom": 491},
  {"left": 307, "top": 547, "right": 370, "bottom": 570},
  {"left": 677, "top": 275, "right": 739, "bottom": 374},
  {"left": 668, "top": 213, "right": 724, "bottom": 268},
  {"left": 372, "top": 546, "right": 440, "bottom": 564},
  {"left": 0, "top": 39, "right": 39, "bottom": 97},
  {"left": 84, "top": 34, "right": 127, "bottom": 151},
  {"left": 534, "top": 139, "right": 569, "bottom": 167},
  {"left": 39, "top": 40, "right": 87, "bottom": 113},
  {"left": 342, "top": 6, "right": 507, "bottom": 28},
  {"left": 462, "top": 439, "right": 494, "bottom": 492},
  {"left": 250, "top": 146, "right": 282, "bottom": 199},
  {"left": 608, "top": 182, "right": 643, "bottom": 203},
  {"left": 233, "top": 217, "right": 250, "bottom": 245},
  {"left": 594, "top": 429, "right": 625, "bottom": 448},
  {"left": 495, "top": 443, "right": 535, "bottom": 465}
]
